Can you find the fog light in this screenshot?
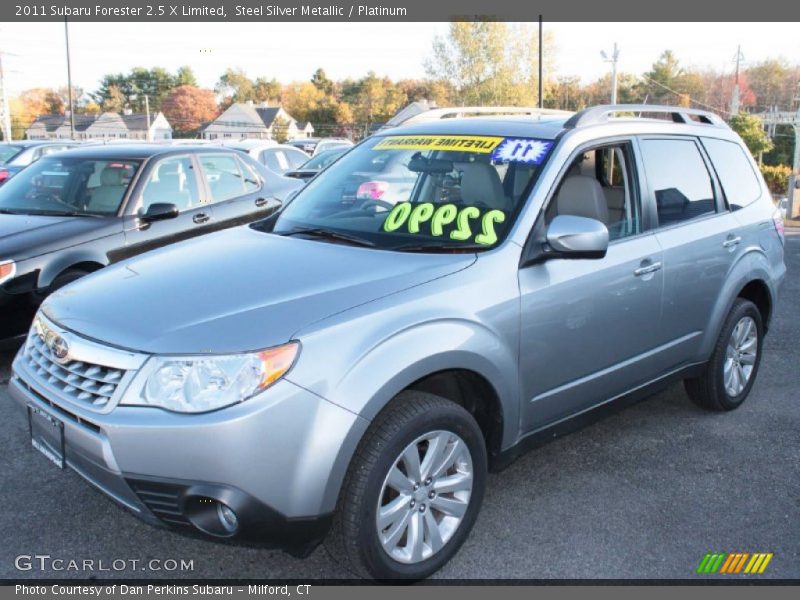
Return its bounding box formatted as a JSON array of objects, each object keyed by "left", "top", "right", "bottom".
[{"left": 217, "top": 502, "right": 238, "bottom": 533}]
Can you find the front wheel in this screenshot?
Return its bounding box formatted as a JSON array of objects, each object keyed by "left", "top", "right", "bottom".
[
  {"left": 326, "top": 391, "right": 487, "bottom": 580},
  {"left": 684, "top": 298, "right": 764, "bottom": 411}
]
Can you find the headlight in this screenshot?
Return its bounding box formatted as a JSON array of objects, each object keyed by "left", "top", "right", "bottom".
[
  {"left": 0, "top": 260, "right": 15, "bottom": 284},
  {"left": 124, "top": 342, "right": 299, "bottom": 413}
]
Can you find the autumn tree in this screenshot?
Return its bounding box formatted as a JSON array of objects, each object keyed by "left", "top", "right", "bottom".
[
  {"left": 176, "top": 66, "right": 198, "bottom": 87},
  {"left": 745, "top": 59, "right": 800, "bottom": 110},
  {"left": 102, "top": 84, "right": 126, "bottom": 112},
  {"left": 425, "top": 21, "right": 556, "bottom": 106},
  {"left": 253, "top": 77, "right": 282, "bottom": 104},
  {"left": 215, "top": 68, "right": 255, "bottom": 107},
  {"left": 311, "top": 68, "right": 334, "bottom": 95},
  {"left": 637, "top": 50, "right": 706, "bottom": 106},
  {"left": 161, "top": 85, "right": 219, "bottom": 136},
  {"left": 282, "top": 81, "right": 340, "bottom": 134},
  {"left": 271, "top": 116, "right": 291, "bottom": 143}
]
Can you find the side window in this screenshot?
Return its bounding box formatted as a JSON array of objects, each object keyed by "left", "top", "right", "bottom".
[
  {"left": 236, "top": 156, "right": 261, "bottom": 193},
  {"left": 199, "top": 154, "right": 247, "bottom": 202},
  {"left": 140, "top": 156, "right": 199, "bottom": 213},
  {"left": 286, "top": 148, "right": 309, "bottom": 169},
  {"left": 701, "top": 137, "right": 762, "bottom": 210},
  {"left": 546, "top": 142, "right": 641, "bottom": 241},
  {"left": 639, "top": 139, "right": 716, "bottom": 227},
  {"left": 259, "top": 149, "right": 283, "bottom": 173}
]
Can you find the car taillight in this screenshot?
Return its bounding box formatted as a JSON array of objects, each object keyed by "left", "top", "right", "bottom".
[
  {"left": 356, "top": 180, "right": 388, "bottom": 201},
  {"left": 772, "top": 208, "right": 785, "bottom": 246},
  {"left": 0, "top": 169, "right": 9, "bottom": 183}
]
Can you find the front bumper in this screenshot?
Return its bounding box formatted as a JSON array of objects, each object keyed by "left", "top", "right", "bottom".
[{"left": 9, "top": 358, "right": 368, "bottom": 554}]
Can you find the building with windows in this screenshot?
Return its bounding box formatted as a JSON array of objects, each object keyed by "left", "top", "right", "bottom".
[
  {"left": 201, "top": 102, "right": 313, "bottom": 141},
  {"left": 26, "top": 111, "right": 173, "bottom": 141}
]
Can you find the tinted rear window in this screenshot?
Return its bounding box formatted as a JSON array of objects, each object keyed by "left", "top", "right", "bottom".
[
  {"left": 640, "top": 139, "right": 716, "bottom": 227},
  {"left": 701, "top": 138, "right": 762, "bottom": 210}
]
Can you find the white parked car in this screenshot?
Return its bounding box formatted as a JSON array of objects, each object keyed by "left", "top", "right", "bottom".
[{"left": 219, "top": 140, "right": 310, "bottom": 175}]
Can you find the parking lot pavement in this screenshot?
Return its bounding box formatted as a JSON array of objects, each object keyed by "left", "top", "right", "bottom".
[{"left": 1, "top": 233, "right": 798, "bottom": 581}]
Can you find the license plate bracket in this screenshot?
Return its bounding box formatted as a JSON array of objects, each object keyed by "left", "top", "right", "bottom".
[{"left": 27, "top": 404, "right": 65, "bottom": 470}]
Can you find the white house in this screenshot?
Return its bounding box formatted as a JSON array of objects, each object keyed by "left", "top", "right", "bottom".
[
  {"left": 202, "top": 102, "right": 311, "bottom": 140},
  {"left": 26, "top": 111, "right": 173, "bottom": 141}
]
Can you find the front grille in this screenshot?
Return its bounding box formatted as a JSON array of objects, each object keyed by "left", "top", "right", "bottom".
[
  {"left": 24, "top": 333, "right": 125, "bottom": 409},
  {"left": 127, "top": 479, "right": 191, "bottom": 527}
]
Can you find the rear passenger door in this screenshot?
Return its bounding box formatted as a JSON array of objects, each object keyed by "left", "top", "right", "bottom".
[
  {"left": 196, "top": 153, "right": 274, "bottom": 229},
  {"left": 638, "top": 136, "right": 742, "bottom": 364}
]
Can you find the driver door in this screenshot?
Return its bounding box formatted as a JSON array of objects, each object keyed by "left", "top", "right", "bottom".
[
  {"left": 518, "top": 141, "right": 666, "bottom": 432},
  {"left": 117, "top": 154, "right": 216, "bottom": 261}
]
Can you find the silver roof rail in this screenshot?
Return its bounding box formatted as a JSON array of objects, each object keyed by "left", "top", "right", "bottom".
[
  {"left": 382, "top": 105, "right": 573, "bottom": 130},
  {"left": 564, "top": 104, "right": 728, "bottom": 129}
]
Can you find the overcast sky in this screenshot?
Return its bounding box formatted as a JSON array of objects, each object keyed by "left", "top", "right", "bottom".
[{"left": 0, "top": 21, "right": 798, "bottom": 97}]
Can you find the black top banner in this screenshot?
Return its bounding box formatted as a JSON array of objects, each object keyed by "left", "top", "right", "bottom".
[{"left": 3, "top": 0, "right": 800, "bottom": 21}]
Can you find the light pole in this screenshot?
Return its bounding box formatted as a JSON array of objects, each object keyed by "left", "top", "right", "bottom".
[
  {"left": 64, "top": 18, "right": 75, "bottom": 139},
  {"left": 601, "top": 43, "right": 620, "bottom": 105}
]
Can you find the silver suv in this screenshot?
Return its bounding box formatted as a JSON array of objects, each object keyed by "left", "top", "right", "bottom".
[{"left": 9, "top": 105, "right": 786, "bottom": 580}]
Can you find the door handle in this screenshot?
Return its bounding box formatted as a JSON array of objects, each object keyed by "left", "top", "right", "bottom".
[
  {"left": 633, "top": 262, "right": 662, "bottom": 277},
  {"left": 722, "top": 236, "right": 742, "bottom": 248},
  {"left": 193, "top": 213, "right": 210, "bottom": 224},
  {"left": 255, "top": 197, "right": 269, "bottom": 207}
]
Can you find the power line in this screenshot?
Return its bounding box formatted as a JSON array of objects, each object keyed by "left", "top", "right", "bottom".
[{"left": 639, "top": 74, "right": 731, "bottom": 116}]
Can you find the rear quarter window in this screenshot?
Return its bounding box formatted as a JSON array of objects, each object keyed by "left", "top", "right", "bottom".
[{"left": 701, "top": 137, "right": 762, "bottom": 210}]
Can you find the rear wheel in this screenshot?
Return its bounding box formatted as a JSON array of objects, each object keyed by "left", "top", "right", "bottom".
[
  {"left": 326, "top": 391, "right": 487, "bottom": 580},
  {"left": 684, "top": 298, "right": 763, "bottom": 411}
]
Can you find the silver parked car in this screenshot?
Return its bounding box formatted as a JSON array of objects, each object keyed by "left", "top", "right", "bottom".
[{"left": 8, "top": 105, "right": 786, "bottom": 580}]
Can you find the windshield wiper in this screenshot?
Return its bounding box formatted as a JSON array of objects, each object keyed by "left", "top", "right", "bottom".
[
  {"left": 26, "top": 209, "right": 101, "bottom": 218},
  {"left": 391, "top": 242, "right": 486, "bottom": 253},
  {"left": 280, "top": 227, "right": 376, "bottom": 247}
]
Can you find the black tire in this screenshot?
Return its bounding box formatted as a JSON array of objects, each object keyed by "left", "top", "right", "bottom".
[
  {"left": 684, "top": 298, "right": 764, "bottom": 411},
  {"left": 325, "top": 390, "right": 487, "bottom": 580},
  {"left": 30, "top": 269, "right": 89, "bottom": 306}
]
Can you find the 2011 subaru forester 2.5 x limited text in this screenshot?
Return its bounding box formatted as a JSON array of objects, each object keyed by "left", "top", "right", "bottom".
[{"left": 8, "top": 105, "right": 786, "bottom": 580}]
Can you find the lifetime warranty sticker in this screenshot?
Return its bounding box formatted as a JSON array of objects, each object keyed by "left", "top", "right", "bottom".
[{"left": 373, "top": 135, "right": 505, "bottom": 153}]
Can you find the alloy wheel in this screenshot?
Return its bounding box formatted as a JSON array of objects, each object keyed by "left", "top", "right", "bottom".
[
  {"left": 723, "top": 316, "right": 758, "bottom": 397},
  {"left": 376, "top": 430, "right": 474, "bottom": 564}
]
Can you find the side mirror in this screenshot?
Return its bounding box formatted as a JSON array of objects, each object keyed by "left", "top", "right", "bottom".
[
  {"left": 545, "top": 215, "right": 609, "bottom": 259},
  {"left": 794, "top": 178, "right": 799, "bottom": 189},
  {"left": 140, "top": 203, "right": 179, "bottom": 222}
]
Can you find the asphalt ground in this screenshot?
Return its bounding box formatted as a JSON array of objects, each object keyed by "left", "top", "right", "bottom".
[{"left": 1, "top": 231, "right": 798, "bottom": 581}]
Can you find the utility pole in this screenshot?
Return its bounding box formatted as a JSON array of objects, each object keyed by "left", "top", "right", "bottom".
[
  {"left": 144, "top": 94, "right": 151, "bottom": 142},
  {"left": 64, "top": 18, "right": 76, "bottom": 139},
  {"left": 731, "top": 45, "right": 745, "bottom": 115},
  {"left": 537, "top": 15, "right": 543, "bottom": 109},
  {"left": 0, "top": 50, "right": 11, "bottom": 141},
  {"left": 601, "top": 43, "right": 620, "bottom": 104}
]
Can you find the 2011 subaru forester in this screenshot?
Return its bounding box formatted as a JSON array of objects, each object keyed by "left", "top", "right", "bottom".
[{"left": 8, "top": 105, "right": 786, "bottom": 580}]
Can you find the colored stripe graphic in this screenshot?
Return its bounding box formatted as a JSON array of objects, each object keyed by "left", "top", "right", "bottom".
[
  {"left": 720, "top": 553, "right": 737, "bottom": 573},
  {"left": 698, "top": 552, "right": 772, "bottom": 574}
]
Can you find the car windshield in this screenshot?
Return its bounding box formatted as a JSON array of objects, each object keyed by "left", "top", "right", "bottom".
[
  {"left": 273, "top": 134, "right": 554, "bottom": 251},
  {"left": 0, "top": 156, "right": 141, "bottom": 216},
  {"left": 0, "top": 145, "right": 23, "bottom": 165}
]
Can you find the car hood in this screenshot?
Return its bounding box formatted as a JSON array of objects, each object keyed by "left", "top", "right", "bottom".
[
  {"left": 43, "top": 226, "right": 476, "bottom": 354},
  {"left": 0, "top": 213, "right": 118, "bottom": 261}
]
